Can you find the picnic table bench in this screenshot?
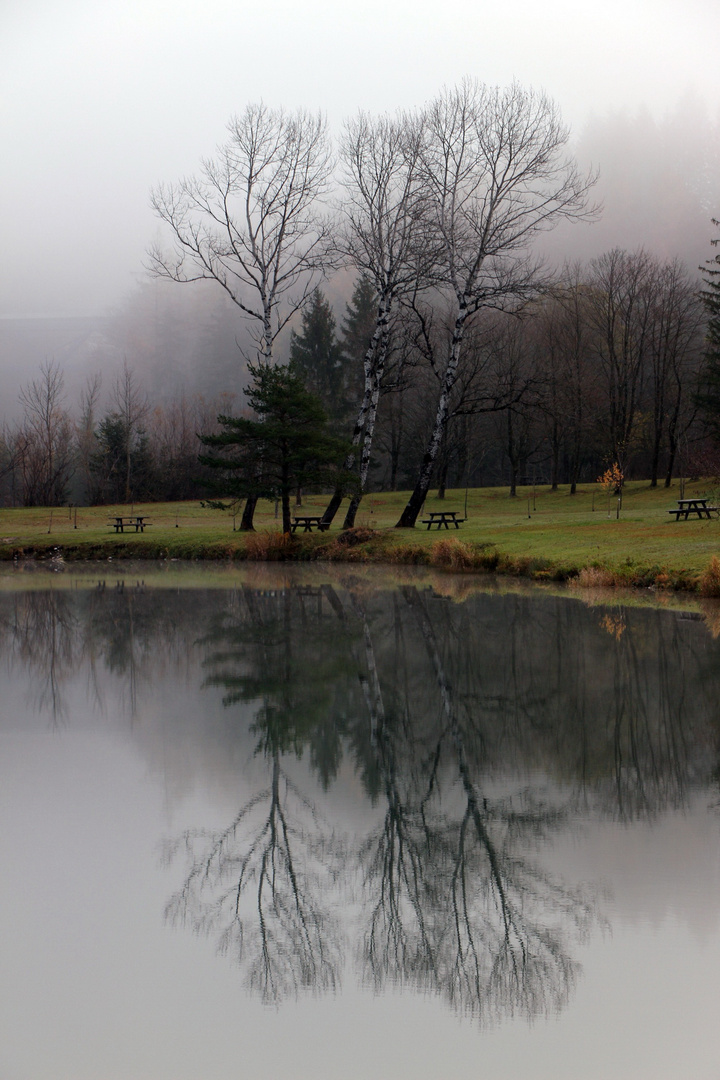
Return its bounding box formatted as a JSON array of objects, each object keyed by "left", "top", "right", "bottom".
[
  {"left": 291, "top": 515, "right": 330, "bottom": 533},
  {"left": 108, "top": 516, "right": 151, "bottom": 533},
  {"left": 667, "top": 498, "right": 719, "bottom": 521},
  {"left": 420, "top": 510, "right": 466, "bottom": 530}
]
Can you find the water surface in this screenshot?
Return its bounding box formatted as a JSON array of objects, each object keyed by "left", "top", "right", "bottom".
[{"left": 1, "top": 564, "right": 719, "bottom": 1079}]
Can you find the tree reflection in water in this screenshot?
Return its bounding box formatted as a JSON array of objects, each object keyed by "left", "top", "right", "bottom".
[
  {"left": 162, "top": 753, "right": 342, "bottom": 1004},
  {"left": 163, "top": 585, "right": 349, "bottom": 1003},
  {"left": 2, "top": 576, "right": 719, "bottom": 1021},
  {"left": 353, "top": 586, "right": 596, "bottom": 1022}
]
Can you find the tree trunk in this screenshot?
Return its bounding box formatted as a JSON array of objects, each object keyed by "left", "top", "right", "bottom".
[
  {"left": 507, "top": 409, "right": 518, "bottom": 496},
  {"left": 396, "top": 305, "right": 468, "bottom": 528},
  {"left": 343, "top": 364, "right": 384, "bottom": 528},
  {"left": 509, "top": 462, "right": 518, "bottom": 497},
  {"left": 664, "top": 385, "right": 682, "bottom": 488},
  {"left": 281, "top": 492, "right": 292, "bottom": 535},
  {"left": 321, "top": 293, "right": 391, "bottom": 526},
  {"left": 321, "top": 488, "right": 344, "bottom": 525},
  {"left": 239, "top": 495, "right": 257, "bottom": 530},
  {"left": 343, "top": 491, "right": 362, "bottom": 529},
  {"left": 665, "top": 433, "right": 677, "bottom": 488},
  {"left": 650, "top": 411, "right": 663, "bottom": 487},
  {"left": 437, "top": 459, "right": 448, "bottom": 500}
]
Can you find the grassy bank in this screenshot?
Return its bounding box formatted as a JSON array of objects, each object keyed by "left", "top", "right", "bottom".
[{"left": 2, "top": 480, "right": 720, "bottom": 593}]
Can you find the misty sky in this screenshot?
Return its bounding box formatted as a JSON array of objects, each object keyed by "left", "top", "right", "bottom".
[{"left": 2, "top": 0, "right": 719, "bottom": 318}]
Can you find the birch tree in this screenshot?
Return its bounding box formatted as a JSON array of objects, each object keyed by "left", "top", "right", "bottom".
[
  {"left": 149, "top": 104, "right": 333, "bottom": 528},
  {"left": 396, "top": 81, "right": 595, "bottom": 527},
  {"left": 323, "top": 111, "right": 434, "bottom": 528}
]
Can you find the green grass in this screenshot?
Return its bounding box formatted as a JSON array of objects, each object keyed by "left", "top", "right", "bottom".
[{"left": 1, "top": 480, "right": 720, "bottom": 592}]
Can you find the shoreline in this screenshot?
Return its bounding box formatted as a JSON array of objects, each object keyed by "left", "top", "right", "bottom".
[{"left": 2, "top": 528, "right": 719, "bottom": 597}]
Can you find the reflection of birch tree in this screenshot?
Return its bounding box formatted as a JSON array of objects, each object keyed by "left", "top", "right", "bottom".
[
  {"left": 402, "top": 585, "right": 596, "bottom": 1022},
  {"left": 351, "top": 590, "right": 446, "bottom": 993}
]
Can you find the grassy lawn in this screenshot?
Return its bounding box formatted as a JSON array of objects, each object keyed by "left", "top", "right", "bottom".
[{"left": 1, "top": 480, "right": 720, "bottom": 591}]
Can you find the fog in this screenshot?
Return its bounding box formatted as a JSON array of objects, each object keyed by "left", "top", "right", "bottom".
[{"left": 1, "top": 0, "right": 719, "bottom": 408}]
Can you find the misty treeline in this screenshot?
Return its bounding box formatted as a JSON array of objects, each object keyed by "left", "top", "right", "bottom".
[
  {"left": 1, "top": 83, "right": 718, "bottom": 512},
  {"left": 0, "top": 360, "right": 235, "bottom": 506}
]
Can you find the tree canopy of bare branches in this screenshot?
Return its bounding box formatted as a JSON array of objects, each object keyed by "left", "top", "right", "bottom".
[
  {"left": 396, "top": 80, "right": 597, "bottom": 526},
  {"left": 149, "top": 104, "right": 334, "bottom": 366}
]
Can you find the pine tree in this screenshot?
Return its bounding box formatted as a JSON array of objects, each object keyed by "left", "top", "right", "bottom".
[
  {"left": 697, "top": 219, "right": 720, "bottom": 440},
  {"left": 199, "top": 362, "right": 351, "bottom": 534},
  {"left": 289, "top": 289, "right": 349, "bottom": 426},
  {"left": 340, "top": 278, "right": 376, "bottom": 364}
]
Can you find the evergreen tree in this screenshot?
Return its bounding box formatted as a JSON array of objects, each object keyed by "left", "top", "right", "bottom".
[
  {"left": 340, "top": 277, "right": 377, "bottom": 365},
  {"left": 90, "top": 413, "right": 155, "bottom": 504},
  {"left": 289, "top": 289, "right": 349, "bottom": 426},
  {"left": 199, "top": 362, "right": 352, "bottom": 534},
  {"left": 697, "top": 218, "right": 720, "bottom": 440}
]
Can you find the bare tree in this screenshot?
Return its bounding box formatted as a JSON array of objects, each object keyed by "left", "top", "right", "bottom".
[
  {"left": 396, "top": 80, "right": 596, "bottom": 527},
  {"left": 17, "top": 360, "right": 74, "bottom": 506},
  {"left": 585, "top": 248, "right": 656, "bottom": 475},
  {"left": 112, "top": 362, "right": 149, "bottom": 503},
  {"left": 149, "top": 104, "right": 333, "bottom": 528},
  {"left": 535, "top": 267, "right": 598, "bottom": 493},
  {"left": 75, "top": 372, "right": 102, "bottom": 504},
  {"left": 324, "top": 111, "right": 434, "bottom": 528},
  {"left": 150, "top": 104, "right": 333, "bottom": 364},
  {"left": 644, "top": 258, "right": 705, "bottom": 487},
  {"left": 163, "top": 753, "right": 342, "bottom": 1004}
]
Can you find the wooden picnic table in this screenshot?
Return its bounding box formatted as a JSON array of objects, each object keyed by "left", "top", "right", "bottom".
[
  {"left": 667, "top": 498, "right": 719, "bottom": 521},
  {"left": 108, "top": 516, "right": 151, "bottom": 533},
  {"left": 420, "top": 510, "right": 466, "bottom": 530},
  {"left": 291, "top": 515, "right": 329, "bottom": 533}
]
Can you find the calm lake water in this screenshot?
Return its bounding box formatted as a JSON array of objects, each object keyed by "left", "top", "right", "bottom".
[{"left": 1, "top": 563, "right": 720, "bottom": 1080}]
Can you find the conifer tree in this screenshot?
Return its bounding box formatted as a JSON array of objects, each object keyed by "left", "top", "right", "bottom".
[
  {"left": 199, "top": 362, "right": 351, "bottom": 535},
  {"left": 340, "top": 278, "right": 377, "bottom": 374},
  {"left": 697, "top": 219, "right": 720, "bottom": 440},
  {"left": 289, "top": 290, "right": 349, "bottom": 426}
]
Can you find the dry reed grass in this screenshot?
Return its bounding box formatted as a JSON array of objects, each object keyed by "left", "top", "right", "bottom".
[{"left": 699, "top": 555, "right": 720, "bottom": 597}]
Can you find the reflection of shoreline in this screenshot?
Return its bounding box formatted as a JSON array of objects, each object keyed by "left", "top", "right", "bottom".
[
  {"left": 1, "top": 579, "right": 718, "bottom": 808},
  {"left": 2, "top": 559, "right": 719, "bottom": 623}
]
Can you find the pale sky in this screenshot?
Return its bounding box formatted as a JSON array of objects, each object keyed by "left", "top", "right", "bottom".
[{"left": 1, "top": 0, "right": 719, "bottom": 317}]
